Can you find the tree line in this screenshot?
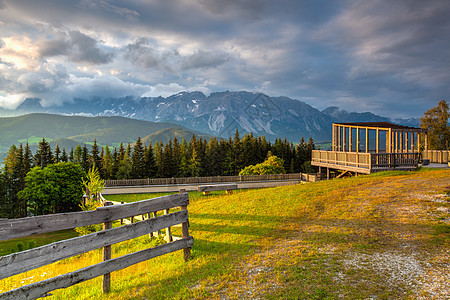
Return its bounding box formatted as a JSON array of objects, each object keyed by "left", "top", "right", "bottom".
[{"left": 0, "top": 130, "right": 316, "bottom": 218}]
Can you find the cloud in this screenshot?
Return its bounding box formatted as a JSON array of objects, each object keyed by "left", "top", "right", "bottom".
[
  {"left": 78, "top": 0, "right": 140, "bottom": 21},
  {"left": 180, "top": 49, "right": 229, "bottom": 70},
  {"left": 0, "top": 0, "right": 449, "bottom": 118},
  {"left": 123, "top": 38, "right": 175, "bottom": 70},
  {"left": 18, "top": 63, "right": 68, "bottom": 94},
  {"left": 123, "top": 38, "right": 229, "bottom": 72},
  {"left": 39, "top": 30, "right": 114, "bottom": 65}
]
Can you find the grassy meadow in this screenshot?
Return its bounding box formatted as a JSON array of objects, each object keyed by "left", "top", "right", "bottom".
[{"left": 0, "top": 168, "right": 449, "bottom": 299}]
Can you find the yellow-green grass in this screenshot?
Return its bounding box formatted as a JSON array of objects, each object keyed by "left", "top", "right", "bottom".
[
  {"left": 1, "top": 168, "right": 449, "bottom": 299},
  {"left": 0, "top": 230, "right": 78, "bottom": 256}
]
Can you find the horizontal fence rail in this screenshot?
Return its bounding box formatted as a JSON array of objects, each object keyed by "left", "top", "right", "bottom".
[
  {"left": 0, "top": 193, "right": 192, "bottom": 299},
  {"left": 0, "top": 193, "right": 187, "bottom": 241},
  {"left": 423, "top": 150, "right": 450, "bottom": 163},
  {"left": 104, "top": 173, "right": 314, "bottom": 187}
]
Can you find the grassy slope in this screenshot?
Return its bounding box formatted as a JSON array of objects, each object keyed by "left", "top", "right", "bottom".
[
  {"left": 0, "top": 113, "right": 200, "bottom": 152},
  {"left": 1, "top": 169, "right": 448, "bottom": 299}
]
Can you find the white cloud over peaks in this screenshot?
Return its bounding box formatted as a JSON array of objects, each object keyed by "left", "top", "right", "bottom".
[{"left": 45, "top": 74, "right": 151, "bottom": 106}]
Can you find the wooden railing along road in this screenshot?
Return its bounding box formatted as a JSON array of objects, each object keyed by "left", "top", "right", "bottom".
[
  {"left": 105, "top": 172, "right": 317, "bottom": 187},
  {"left": 0, "top": 193, "right": 192, "bottom": 299}
]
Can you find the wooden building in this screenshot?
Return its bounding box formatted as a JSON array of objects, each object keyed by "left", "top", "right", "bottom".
[{"left": 312, "top": 122, "right": 427, "bottom": 176}]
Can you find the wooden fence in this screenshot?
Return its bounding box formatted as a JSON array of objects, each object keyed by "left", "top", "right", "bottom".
[
  {"left": 105, "top": 172, "right": 317, "bottom": 187},
  {"left": 0, "top": 193, "right": 192, "bottom": 299},
  {"left": 423, "top": 150, "right": 450, "bottom": 163}
]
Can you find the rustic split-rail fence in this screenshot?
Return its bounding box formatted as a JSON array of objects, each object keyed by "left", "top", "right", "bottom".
[{"left": 0, "top": 193, "right": 192, "bottom": 299}]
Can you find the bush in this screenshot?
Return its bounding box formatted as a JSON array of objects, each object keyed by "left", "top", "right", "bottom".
[{"left": 239, "top": 155, "right": 286, "bottom": 175}]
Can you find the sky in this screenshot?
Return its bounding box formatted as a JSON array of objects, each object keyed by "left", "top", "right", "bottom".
[{"left": 0, "top": 0, "right": 449, "bottom": 118}]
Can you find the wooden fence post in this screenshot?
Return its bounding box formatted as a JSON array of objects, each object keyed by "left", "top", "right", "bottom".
[
  {"left": 102, "top": 201, "right": 113, "bottom": 294},
  {"left": 180, "top": 204, "right": 191, "bottom": 261},
  {"left": 164, "top": 209, "right": 173, "bottom": 242}
]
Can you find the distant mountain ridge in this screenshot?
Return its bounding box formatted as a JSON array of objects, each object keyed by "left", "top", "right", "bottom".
[
  {"left": 0, "top": 113, "right": 211, "bottom": 155},
  {"left": 2, "top": 91, "right": 421, "bottom": 143}
]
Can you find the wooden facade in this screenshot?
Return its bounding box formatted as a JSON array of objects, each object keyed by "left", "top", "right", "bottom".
[{"left": 312, "top": 122, "right": 427, "bottom": 175}]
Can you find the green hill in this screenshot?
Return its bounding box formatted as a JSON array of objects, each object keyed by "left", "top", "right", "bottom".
[
  {"left": 0, "top": 113, "right": 211, "bottom": 154},
  {"left": 141, "top": 127, "right": 214, "bottom": 146}
]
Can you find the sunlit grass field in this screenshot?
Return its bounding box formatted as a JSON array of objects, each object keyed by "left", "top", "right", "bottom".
[{"left": 1, "top": 168, "right": 449, "bottom": 299}]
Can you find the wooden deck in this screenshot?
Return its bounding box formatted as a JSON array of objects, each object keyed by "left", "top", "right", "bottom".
[{"left": 312, "top": 150, "right": 420, "bottom": 174}]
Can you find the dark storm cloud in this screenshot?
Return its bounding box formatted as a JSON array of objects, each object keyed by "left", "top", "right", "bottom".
[
  {"left": 39, "top": 30, "right": 114, "bottom": 65},
  {"left": 123, "top": 38, "right": 174, "bottom": 70},
  {"left": 123, "top": 38, "right": 229, "bottom": 72}
]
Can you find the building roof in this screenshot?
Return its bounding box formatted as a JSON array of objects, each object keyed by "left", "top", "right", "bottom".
[{"left": 334, "top": 122, "right": 426, "bottom": 132}]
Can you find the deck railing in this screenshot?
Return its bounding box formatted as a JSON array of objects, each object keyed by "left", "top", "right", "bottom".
[
  {"left": 312, "top": 150, "right": 420, "bottom": 173},
  {"left": 423, "top": 150, "right": 450, "bottom": 163}
]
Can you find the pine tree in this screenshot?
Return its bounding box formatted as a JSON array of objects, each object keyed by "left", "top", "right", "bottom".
[
  {"left": 61, "top": 148, "right": 68, "bottom": 162},
  {"left": 69, "top": 147, "right": 74, "bottom": 162},
  {"left": 172, "top": 138, "right": 181, "bottom": 177},
  {"left": 81, "top": 144, "right": 91, "bottom": 172},
  {"left": 131, "top": 137, "right": 145, "bottom": 178},
  {"left": 143, "top": 144, "right": 157, "bottom": 178},
  {"left": 54, "top": 144, "right": 61, "bottom": 163},
  {"left": 74, "top": 145, "right": 82, "bottom": 164},
  {"left": 3, "top": 144, "right": 18, "bottom": 173},
  {"left": 162, "top": 139, "right": 175, "bottom": 177},
  {"left": 91, "top": 140, "right": 101, "bottom": 170},
  {"left": 232, "top": 129, "right": 243, "bottom": 175},
  {"left": 154, "top": 141, "right": 163, "bottom": 178},
  {"left": 23, "top": 143, "right": 32, "bottom": 174},
  {"left": 189, "top": 148, "right": 202, "bottom": 177},
  {"left": 34, "top": 138, "right": 53, "bottom": 168},
  {"left": 102, "top": 145, "right": 114, "bottom": 179}
]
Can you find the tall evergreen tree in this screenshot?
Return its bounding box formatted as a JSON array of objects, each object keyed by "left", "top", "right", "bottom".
[
  {"left": 154, "top": 141, "right": 163, "bottom": 178},
  {"left": 143, "top": 144, "right": 157, "bottom": 178},
  {"left": 91, "top": 140, "right": 101, "bottom": 171},
  {"left": 161, "top": 139, "right": 175, "bottom": 177},
  {"left": 54, "top": 144, "right": 61, "bottom": 163},
  {"left": 34, "top": 138, "right": 53, "bottom": 168},
  {"left": 69, "top": 147, "right": 74, "bottom": 162},
  {"left": 131, "top": 137, "right": 145, "bottom": 178},
  {"left": 61, "top": 148, "right": 68, "bottom": 162},
  {"left": 172, "top": 138, "right": 181, "bottom": 177},
  {"left": 102, "top": 145, "right": 114, "bottom": 179},
  {"left": 81, "top": 144, "right": 91, "bottom": 172},
  {"left": 74, "top": 145, "right": 82, "bottom": 164},
  {"left": 23, "top": 143, "right": 32, "bottom": 174}
]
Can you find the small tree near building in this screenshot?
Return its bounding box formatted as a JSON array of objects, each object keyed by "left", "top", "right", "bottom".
[{"left": 420, "top": 100, "right": 450, "bottom": 150}]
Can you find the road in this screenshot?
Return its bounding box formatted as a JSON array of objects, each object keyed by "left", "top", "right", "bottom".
[{"left": 102, "top": 179, "right": 304, "bottom": 195}]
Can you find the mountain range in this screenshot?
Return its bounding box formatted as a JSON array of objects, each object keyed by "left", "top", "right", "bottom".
[
  {"left": 0, "top": 113, "right": 212, "bottom": 157},
  {"left": 1, "top": 91, "right": 421, "bottom": 145}
]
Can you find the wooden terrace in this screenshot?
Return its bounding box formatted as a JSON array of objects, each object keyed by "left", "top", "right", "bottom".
[{"left": 312, "top": 122, "right": 427, "bottom": 175}]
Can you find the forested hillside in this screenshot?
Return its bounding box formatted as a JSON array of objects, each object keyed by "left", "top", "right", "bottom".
[
  {"left": 0, "top": 113, "right": 211, "bottom": 154},
  {"left": 0, "top": 131, "right": 316, "bottom": 219}
]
